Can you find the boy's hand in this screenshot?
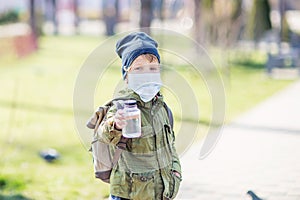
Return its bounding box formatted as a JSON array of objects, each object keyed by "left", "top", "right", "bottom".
[
  {"left": 172, "top": 171, "right": 181, "bottom": 179},
  {"left": 114, "top": 109, "right": 127, "bottom": 130}
]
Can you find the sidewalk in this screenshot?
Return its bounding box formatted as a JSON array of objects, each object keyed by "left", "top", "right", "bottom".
[{"left": 177, "top": 81, "right": 300, "bottom": 200}]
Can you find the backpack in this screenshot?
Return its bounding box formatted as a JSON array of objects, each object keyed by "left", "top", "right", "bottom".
[{"left": 86, "top": 98, "right": 173, "bottom": 183}]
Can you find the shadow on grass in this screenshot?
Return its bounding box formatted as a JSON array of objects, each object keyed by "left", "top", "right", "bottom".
[
  {"left": 231, "top": 60, "right": 265, "bottom": 70},
  {"left": 228, "top": 51, "right": 266, "bottom": 70},
  {"left": 0, "top": 194, "right": 33, "bottom": 200},
  {"left": 0, "top": 176, "right": 31, "bottom": 200}
]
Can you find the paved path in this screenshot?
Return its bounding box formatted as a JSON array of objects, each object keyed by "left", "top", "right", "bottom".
[{"left": 177, "top": 81, "right": 300, "bottom": 200}]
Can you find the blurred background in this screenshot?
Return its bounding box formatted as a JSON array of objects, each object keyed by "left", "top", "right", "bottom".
[{"left": 0, "top": 0, "right": 299, "bottom": 199}]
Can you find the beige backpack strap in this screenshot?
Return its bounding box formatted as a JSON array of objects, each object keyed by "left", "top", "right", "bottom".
[{"left": 112, "top": 136, "right": 129, "bottom": 167}]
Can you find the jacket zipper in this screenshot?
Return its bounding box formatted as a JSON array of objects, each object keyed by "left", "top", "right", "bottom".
[{"left": 150, "top": 101, "right": 162, "bottom": 170}]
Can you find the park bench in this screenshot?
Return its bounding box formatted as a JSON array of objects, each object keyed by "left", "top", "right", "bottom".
[{"left": 266, "top": 33, "right": 300, "bottom": 79}]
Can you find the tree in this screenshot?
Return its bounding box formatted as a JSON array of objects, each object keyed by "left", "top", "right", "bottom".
[
  {"left": 194, "top": 0, "right": 203, "bottom": 47},
  {"left": 45, "top": 0, "right": 58, "bottom": 35},
  {"left": 279, "top": 0, "right": 290, "bottom": 42},
  {"left": 74, "top": 0, "right": 80, "bottom": 34},
  {"left": 140, "top": 0, "right": 153, "bottom": 35},
  {"left": 29, "top": 0, "right": 37, "bottom": 37},
  {"left": 247, "top": 0, "right": 272, "bottom": 43},
  {"left": 29, "top": 0, "right": 38, "bottom": 48},
  {"left": 197, "top": 0, "right": 244, "bottom": 46},
  {"left": 102, "top": 0, "right": 118, "bottom": 36}
]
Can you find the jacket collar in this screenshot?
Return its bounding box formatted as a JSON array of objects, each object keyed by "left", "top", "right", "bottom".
[{"left": 116, "top": 88, "right": 164, "bottom": 109}]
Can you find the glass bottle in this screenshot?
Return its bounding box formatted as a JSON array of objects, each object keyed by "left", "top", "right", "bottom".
[{"left": 122, "top": 100, "right": 141, "bottom": 138}]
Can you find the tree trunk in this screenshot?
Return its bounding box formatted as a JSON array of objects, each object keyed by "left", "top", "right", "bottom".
[
  {"left": 102, "top": 0, "right": 118, "bottom": 36},
  {"left": 194, "top": 0, "right": 203, "bottom": 49},
  {"left": 29, "top": 0, "right": 37, "bottom": 36},
  {"left": 247, "top": 0, "right": 272, "bottom": 43},
  {"left": 45, "top": 0, "right": 58, "bottom": 34},
  {"left": 29, "top": 0, "right": 38, "bottom": 48},
  {"left": 140, "top": 0, "right": 153, "bottom": 35},
  {"left": 74, "top": 0, "right": 80, "bottom": 34},
  {"left": 52, "top": 0, "right": 58, "bottom": 35}
]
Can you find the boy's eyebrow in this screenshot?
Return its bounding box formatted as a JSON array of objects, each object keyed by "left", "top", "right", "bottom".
[{"left": 132, "top": 61, "right": 144, "bottom": 66}]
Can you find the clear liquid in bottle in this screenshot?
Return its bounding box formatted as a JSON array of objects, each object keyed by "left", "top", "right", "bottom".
[{"left": 122, "top": 100, "right": 141, "bottom": 138}]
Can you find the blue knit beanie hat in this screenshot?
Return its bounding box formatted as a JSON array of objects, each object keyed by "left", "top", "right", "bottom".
[{"left": 116, "top": 32, "right": 160, "bottom": 79}]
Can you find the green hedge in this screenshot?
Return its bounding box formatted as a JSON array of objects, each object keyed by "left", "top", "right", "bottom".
[{"left": 0, "top": 10, "right": 19, "bottom": 25}]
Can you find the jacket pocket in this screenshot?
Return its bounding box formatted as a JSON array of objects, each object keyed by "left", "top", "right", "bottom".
[
  {"left": 163, "top": 170, "right": 182, "bottom": 199},
  {"left": 110, "top": 169, "right": 129, "bottom": 196},
  {"left": 131, "top": 173, "right": 155, "bottom": 200},
  {"left": 164, "top": 124, "right": 174, "bottom": 153}
]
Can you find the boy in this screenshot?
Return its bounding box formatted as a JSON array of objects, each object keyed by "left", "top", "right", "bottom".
[{"left": 99, "top": 32, "right": 182, "bottom": 200}]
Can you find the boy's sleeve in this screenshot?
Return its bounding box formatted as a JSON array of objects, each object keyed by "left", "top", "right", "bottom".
[{"left": 97, "top": 105, "right": 122, "bottom": 145}]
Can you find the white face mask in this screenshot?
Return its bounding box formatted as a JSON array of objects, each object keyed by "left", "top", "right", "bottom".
[{"left": 127, "top": 73, "right": 162, "bottom": 102}]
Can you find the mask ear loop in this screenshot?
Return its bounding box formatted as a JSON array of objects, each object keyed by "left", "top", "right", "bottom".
[
  {"left": 123, "top": 65, "right": 131, "bottom": 82},
  {"left": 123, "top": 65, "right": 132, "bottom": 72},
  {"left": 123, "top": 65, "right": 133, "bottom": 77}
]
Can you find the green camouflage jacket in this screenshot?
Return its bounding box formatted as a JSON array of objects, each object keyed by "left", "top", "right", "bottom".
[{"left": 98, "top": 89, "right": 182, "bottom": 200}]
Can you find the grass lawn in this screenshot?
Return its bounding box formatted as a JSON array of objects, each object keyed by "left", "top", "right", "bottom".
[{"left": 0, "top": 35, "right": 294, "bottom": 199}]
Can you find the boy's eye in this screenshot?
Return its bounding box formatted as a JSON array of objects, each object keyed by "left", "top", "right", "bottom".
[
  {"left": 150, "top": 67, "right": 159, "bottom": 71},
  {"left": 133, "top": 67, "right": 142, "bottom": 71},
  {"left": 130, "top": 64, "right": 160, "bottom": 73}
]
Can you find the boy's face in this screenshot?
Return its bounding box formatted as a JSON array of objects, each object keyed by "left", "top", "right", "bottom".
[{"left": 125, "top": 54, "right": 162, "bottom": 102}]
